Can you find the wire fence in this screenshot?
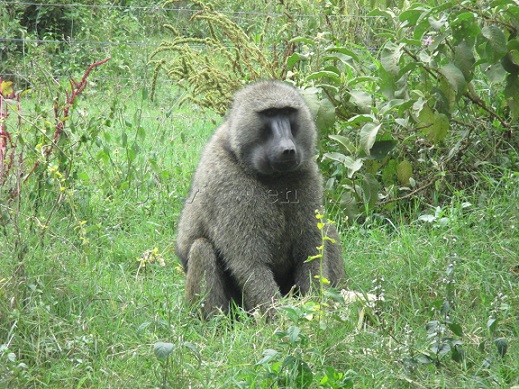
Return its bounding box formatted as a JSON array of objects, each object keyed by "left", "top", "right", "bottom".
[{"left": 1, "top": 2, "right": 380, "bottom": 89}]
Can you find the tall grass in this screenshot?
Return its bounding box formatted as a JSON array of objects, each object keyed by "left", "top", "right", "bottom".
[
  {"left": 1, "top": 1, "right": 518, "bottom": 387},
  {"left": 1, "top": 81, "right": 517, "bottom": 387}
]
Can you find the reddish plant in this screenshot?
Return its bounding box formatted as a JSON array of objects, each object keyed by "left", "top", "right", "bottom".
[
  {"left": 0, "top": 79, "right": 20, "bottom": 184},
  {"left": 1, "top": 59, "right": 110, "bottom": 202},
  {"left": 24, "top": 58, "right": 111, "bottom": 184}
]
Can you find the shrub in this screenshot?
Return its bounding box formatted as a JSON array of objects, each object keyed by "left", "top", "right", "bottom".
[{"left": 152, "top": 0, "right": 519, "bottom": 220}]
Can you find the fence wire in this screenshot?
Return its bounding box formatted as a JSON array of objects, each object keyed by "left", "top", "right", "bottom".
[{"left": 1, "top": 2, "right": 379, "bottom": 88}]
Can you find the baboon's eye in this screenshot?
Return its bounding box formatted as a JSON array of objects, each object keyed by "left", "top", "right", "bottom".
[
  {"left": 279, "top": 107, "right": 297, "bottom": 116},
  {"left": 259, "top": 107, "right": 297, "bottom": 118},
  {"left": 260, "top": 125, "right": 271, "bottom": 137},
  {"left": 261, "top": 108, "right": 277, "bottom": 117},
  {"left": 290, "top": 121, "right": 299, "bottom": 136}
]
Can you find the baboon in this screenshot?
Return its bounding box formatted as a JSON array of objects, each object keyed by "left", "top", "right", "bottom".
[{"left": 175, "top": 80, "right": 345, "bottom": 318}]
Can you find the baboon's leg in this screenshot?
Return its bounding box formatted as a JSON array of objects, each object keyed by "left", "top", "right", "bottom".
[
  {"left": 323, "top": 224, "right": 346, "bottom": 286},
  {"left": 185, "top": 238, "right": 229, "bottom": 317}
]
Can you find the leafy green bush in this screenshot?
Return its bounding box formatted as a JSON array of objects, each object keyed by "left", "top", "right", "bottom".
[
  {"left": 0, "top": 60, "right": 110, "bottom": 261},
  {"left": 304, "top": 1, "right": 519, "bottom": 218},
  {"left": 152, "top": 0, "right": 519, "bottom": 221}
]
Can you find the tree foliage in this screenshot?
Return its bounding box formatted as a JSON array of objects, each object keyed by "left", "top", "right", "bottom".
[
  {"left": 152, "top": 0, "right": 518, "bottom": 219},
  {"left": 300, "top": 0, "right": 519, "bottom": 218}
]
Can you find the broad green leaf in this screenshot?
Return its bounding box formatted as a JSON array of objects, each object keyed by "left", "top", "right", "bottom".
[
  {"left": 501, "top": 51, "right": 519, "bottom": 73},
  {"left": 451, "top": 11, "right": 476, "bottom": 26},
  {"left": 506, "top": 37, "right": 519, "bottom": 50},
  {"left": 379, "top": 98, "right": 407, "bottom": 115},
  {"left": 342, "top": 156, "right": 363, "bottom": 176},
  {"left": 428, "top": 15, "right": 447, "bottom": 31},
  {"left": 454, "top": 40, "right": 475, "bottom": 81},
  {"left": 284, "top": 356, "right": 313, "bottom": 389},
  {"left": 432, "top": 342, "right": 451, "bottom": 357},
  {"left": 323, "top": 153, "right": 363, "bottom": 178},
  {"left": 78, "top": 172, "right": 90, "bottom": 181},
  {"left": 279, "top": 306, "right": 304, "bottom": 322},
  {"left": 380, "top": 42, "right": 403, "bottom": 76},
  {"left": 419, "top": 214, "right": 436, "bottom": 223},
  {"left": 448, "top": 322, "right": 464, "bottom": 337},
  {"left": 451, "top": 12, "right": 479, "bottom": 45},
  {"left": 350, "top": 90, "right": 372, "bottom": 113},
  {"left": 307, "top": 70, "right": 340, "bottom": 83},
  {"left": 315, "top": 97, "right": 336, "bottom": 131},
  {"left": 367, "top": 9, "right": 393, "bottom": 18},
  {"left": 137, "top": 126, "right": 146, "bottom": 139},
  {"left": 417, "top": 102, "right": 449, "bottom": 142},
  {"left": 7, "top": 353, "right": 16, "bottom": 362},
  {"left": 416, "top": 354, "right": 434, "bottom": 364},
  {"left": 401, "top": 38, "right": 422, "bottom": 46},
  {"left": 325, "top": 46, "right": 359, "bottom": 62},
  {"left": 482, "top": 25, "right": 508, "bottom": 62},
  {"left": 436, "top": 82, "right": 455, "bottom": 113},
  {"left": 431, "top": 1, "right": 456, "bottom": 12},
  {"left": 397, "top": 160, "right": 413, "bottom": 185},
  {"left": 487, "top": 317, "right": 498, "bottom": 333},
  {"left": 256, "top": 349, "right": 279, "bottom": 365},
  {"left": 286, "top": 52, "right": 301, "bottom": 69},
  {"left": 347, "top": 114, "right": 375, "bottom": 125},
  {"left": 414, "top": 7, "right": 436, "bottom": 40},
  {"left": 479, "top": 61, "right": 507, "bottom": 83},
  {"left": 369, "top": 139, "right": 398, "bottom": 161},
  {"left": 282, "top": 355, "right": 297, "bottom": 368},
  {"left": 399, "top": 9, "right": 425, "bottom": 25},
  {"left": 426, "top": 320, "right": 441, "bottom": 333},
  {"left": 323, "top": 65, "right": 342, "bottom": 75},
  {"left": 300, "top": 87, "right": 320, "bottom": 117},
  {"left": 427, "top": 112, "right": 450, "bottom": 143},
  {"left": 315, "top": 83, "right": 339, "bottom": 94},
  {"left": 381, "top": 159, "right": 397, "bottom": 184},
  {"left": 359, "top": 122, "right": 382, "bottom": 156},
  {"left": 340, "top": 191, "right": 360, "bottom": 218},
  {"left": 324, "top": 152, "right": 348, "bottom": 164},
  {"left": 348, "top": 76, "right": 377, "bottom": 86},
  {"left": 153, "top": 342, "right": 174, "bottom": 360},
  {"left": 324, "top": 288, "right": 344, "bottom": 302},
  {"left": 505, "top": 2, "right": 519, "bottom": 20},
  {"left": 439, "top": 63, "right": 467, "bottom": 99},
  {"left": 360, "top": 173, "right": 380, "bottom": 208},
  {"left": 394, "top": 72, "right": 410, "bottom": 99},
  {"left": 287, "top": 325, "right": 301, "bottom": 345},
  {"left": 322, "top": 53, "right": 350, "bottom": 64},
  {"left": 451, "top": 342, "right": 466, "bottom": 363},
  {"left": 328, "top": 134, "right": 355, "bottom": 155},
  {"left": 416, "top": 99, "right": 433, "bottom": 122}
]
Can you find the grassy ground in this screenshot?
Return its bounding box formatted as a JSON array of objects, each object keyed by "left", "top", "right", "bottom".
[{"left": 1, "top": 85, "right": 518, "bottom": 388}]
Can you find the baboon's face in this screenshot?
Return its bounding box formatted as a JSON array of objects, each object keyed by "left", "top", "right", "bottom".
[
  {"left": 250, "top": 106, "right": 301, "bottom": 175},
  {"left": 229, "top": 83, "right": 316, "bottom": 177}
]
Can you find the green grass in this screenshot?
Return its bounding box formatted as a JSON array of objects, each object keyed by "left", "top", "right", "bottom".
[{"left": 1, "top": 86, "right": 518, "bottom": 388}]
